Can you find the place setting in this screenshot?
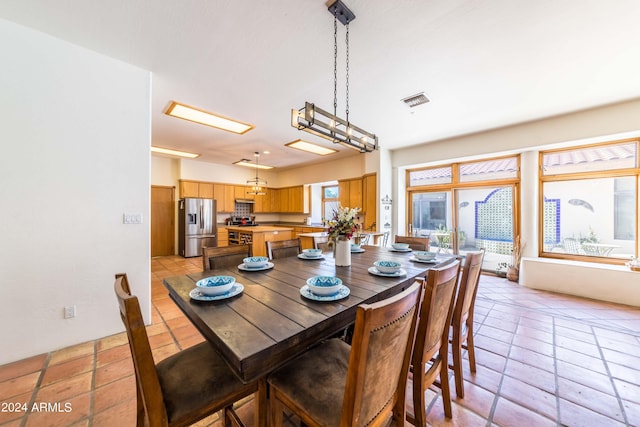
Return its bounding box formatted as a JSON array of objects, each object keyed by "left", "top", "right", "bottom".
[
  {"left": 190, "top": 275, "right": 244, "bottom": 301},
  {"left": 388, "top": 242, "right": 412, "bottom": 253},
  {"left": 300, "top": 275, "right": 350, "bottom": 302},
  {"left": 350, "top": 243, "right": 365, "bottom": 253},
  {"left": 298, "top": 248, "right": 326, "bottom": 260},
  {"left": 368, "top": 260, "right": 407, "bottom": 277},
  {"left": 238, "top": 256, "right": 274, "bottom": 271},
  {"left": 409, "top": 251, "right": 440, "bottom": 264}
]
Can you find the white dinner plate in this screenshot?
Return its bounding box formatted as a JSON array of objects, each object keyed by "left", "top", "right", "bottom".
[
  {"left": 389, "top": 248, "right": 412, "bottom": 252},
  {"left": 297, "top": 254, "right": 325, "bottom": 260},
  {"left": 368, "top": 267, "right": 407, "bottom": 277},
  {"left": 300, "top": 284, "right": 350, "bottom": 301},
  {"left": 351, "top": 248, "right": 366, "bottom": 253},
  {"left": 409, "top": 256, "right": 438, "bottom": 263},
  {"left": 190, "top": 284, "right": 244, "bottom": 301},
  {"left": 238, "top": 262, "right": 274, "bottom": 271}
]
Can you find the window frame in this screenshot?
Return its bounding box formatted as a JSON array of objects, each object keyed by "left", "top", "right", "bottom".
[{"left": 538, "top": 138, "right": 639, "bottom": 265}]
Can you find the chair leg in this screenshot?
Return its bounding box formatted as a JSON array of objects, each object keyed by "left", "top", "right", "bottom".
[
  {"left": 466, "top": 322, "right": 477, "bottom": 373},
  {"left": 412, "top": 364, "right": 428, "bottom": 427},
  {"left": 451, "top": 331, "right": 465, "bottom": 398},
  {"left": 439, "top": 357, "right": 453, "bottom": 418},
  {"left": 224, "top": 406, "right": 243, "bottom": 427},
  {"left": 269, "top": 391, "right": 284, "bottom": 427},
  {"left": 255, "top": 378, "right": 268, "bottom": 427},
  {"left": 135, "top": 386, "right": 146, "bottom": 427}
]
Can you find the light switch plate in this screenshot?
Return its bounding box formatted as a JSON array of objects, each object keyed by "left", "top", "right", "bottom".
[{"left": 123, "top": 213, "right": 143, "bottom": 224}]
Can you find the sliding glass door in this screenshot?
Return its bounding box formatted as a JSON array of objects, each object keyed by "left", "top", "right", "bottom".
[{"left": 407, "top": 156, "right": 520, "bottom": 272}]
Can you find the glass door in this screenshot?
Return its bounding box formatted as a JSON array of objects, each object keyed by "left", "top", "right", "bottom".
[{"left": 456, "top": 186, "right": 516, "bottom": 272}]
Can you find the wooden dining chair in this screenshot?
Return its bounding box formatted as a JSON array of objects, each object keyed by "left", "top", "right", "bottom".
[
  {"left": 395, "top": 235, "right": 430, "bottom": 251},
  {"left": 312, "top": 235, "right": 331, "bottom": 253},
  {"left": 266, "top": 238, "right": 302, "bottom": 259},
  {"left": 450, "top": 249, "right": 485, "bottom": 398},
  {"left": 202, "top": 244, "right": 252, "bottom": 271},
  {"left": 407, "top": 259, "right": 461, "bottom": 425},
  {"left": 114, "top": 273, "right": 262, "bottom": 427},
  {"left": 267, "top": 280, "right": 423, "bottom": 427}
]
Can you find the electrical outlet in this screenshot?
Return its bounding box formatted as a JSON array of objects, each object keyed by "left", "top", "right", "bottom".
[{"left": 64, "top": 305, "right": 76, "bottom": 319}]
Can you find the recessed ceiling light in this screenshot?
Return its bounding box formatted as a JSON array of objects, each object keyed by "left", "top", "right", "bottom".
[
  {"left": 285, "top": 139, "right": 338, "bottom": 156},
  {"left": 165, "top": 101, "right": 254, "bottom": 134},
  {"left": 233, "top": 159, "right": 274, "bottom": 169},
  {"left": 151, "top": 146, "right": 200, "bottom": 158}
]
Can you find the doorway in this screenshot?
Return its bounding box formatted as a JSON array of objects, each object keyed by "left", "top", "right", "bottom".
[{"left": 151, "top": 186, "right": 175, "bottom": 256}]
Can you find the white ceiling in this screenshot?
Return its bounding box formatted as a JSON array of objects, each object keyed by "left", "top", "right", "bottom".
[{"left": 2, "top": 0, "right": 640, "bottom": 170}]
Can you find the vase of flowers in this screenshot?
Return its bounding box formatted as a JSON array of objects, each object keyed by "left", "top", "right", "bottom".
[{"left": 327, "top": 206, "right": 360, "bottom": 267}]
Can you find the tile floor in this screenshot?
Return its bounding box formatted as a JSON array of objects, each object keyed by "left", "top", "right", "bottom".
[{"left": 1, "top": 255, "right": 640, "bottom": 426}]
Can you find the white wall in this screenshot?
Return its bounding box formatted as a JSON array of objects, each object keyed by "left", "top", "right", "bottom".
[{"left": 0, "top": 19, "right": 151, "bottom": 365}]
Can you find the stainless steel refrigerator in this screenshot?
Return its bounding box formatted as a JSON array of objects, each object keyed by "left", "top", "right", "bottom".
[{"left": 178, "top": 198, "right": 217, "bottom": 257}]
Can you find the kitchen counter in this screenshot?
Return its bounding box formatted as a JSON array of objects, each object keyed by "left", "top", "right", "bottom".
[
  {"left": 226, "top": 226, "right": 293, "bottom": 257},
  {"left": 226, "top": 225, "right": 293, "bottom": 232}
]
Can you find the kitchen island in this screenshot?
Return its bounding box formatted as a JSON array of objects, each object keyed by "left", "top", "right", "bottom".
[{"left": 226, "top": 226, "right": 293, "bottom": 257}]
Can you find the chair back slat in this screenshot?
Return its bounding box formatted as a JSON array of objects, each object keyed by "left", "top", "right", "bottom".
[
  {"left": 266, "top": 238, "right": 302, "bottom": 259},
  {"left": 202, "top": 244, "right": 252, "bottom": 271},
  {"left": 341, "top": 281, "right": 422, "bottom": 426},
  {"left": 394, "top": 235, "right": 430, "bottom": 251},
  {"left": 453, "top": 249, "right": 485, "bottom": 329}
]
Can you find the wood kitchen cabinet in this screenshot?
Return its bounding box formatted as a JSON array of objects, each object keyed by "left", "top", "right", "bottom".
[
  {"left": 362, "top": 173, "right": 377, "bottom": 229},
  {"left": 217, "top": 227, "right": 229, "bottom": 247},
  {"left": 214, "top": 184, "right": 235, "bottom": 212},
  {"left": 338, "top": 178, "right": 363, "bottom": 210},
  {"left": 253, "top": 188, "right": 271, "bottom": 213},
  {"left": 179, "top": 180, "right": 214, "bottom": 199}
]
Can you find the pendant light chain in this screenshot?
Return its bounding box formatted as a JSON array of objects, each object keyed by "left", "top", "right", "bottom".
[
  {"left": 333, "top": 15, "right": 338, "bottom": 118},
  {"left": 345, "top": 23, "right": 350, "bottom": 123}
]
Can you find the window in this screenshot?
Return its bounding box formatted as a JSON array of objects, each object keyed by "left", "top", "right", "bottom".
[
  {"left": 322, "top": 185, "right": 339, "bottom": 221},
  {"left": 407, "top": 155, "right": 520, "bottom": 272},
  {"left": 540, "top": 140, "right": 638, "bottom": 262}
]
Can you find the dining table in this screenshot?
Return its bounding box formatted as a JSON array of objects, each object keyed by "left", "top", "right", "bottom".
[{"left": 163, "top": 245, "right": 454, "bottom": 424}]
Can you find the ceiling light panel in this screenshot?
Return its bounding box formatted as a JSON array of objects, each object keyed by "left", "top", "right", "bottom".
[
  {"left": 151, "top": 146, "right": 200, "bottom": 158},
  {"left": 165, "top": 101, "right": 254, "bottom": 134},
  {"left": 285, "top": 139, "right": 338, "bottom": 156},
  {"left": 233, "top": 159, "right": 274, "bottom": 169}
]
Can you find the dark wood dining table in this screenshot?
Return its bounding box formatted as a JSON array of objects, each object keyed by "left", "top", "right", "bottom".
[{"left": 163, "top": 245, "right": 453, "bottom": 423}]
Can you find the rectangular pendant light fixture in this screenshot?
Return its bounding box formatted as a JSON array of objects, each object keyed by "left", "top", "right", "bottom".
[
  {"left": 285, "top": 139, "right": 338, "bottom": 156},
  {"left": 165, "top": 101, "right": 254, "bottom": 134},
  {"left": 291, "top": 102, "right": 378, "bottom": 153},
  {"left": 151, "top": 146, "right": 200, "bottom": 158}
]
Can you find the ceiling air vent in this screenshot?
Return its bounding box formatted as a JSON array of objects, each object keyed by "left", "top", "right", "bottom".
[{"left": 401, "top": 92, "right": 430, "bottom": 108}]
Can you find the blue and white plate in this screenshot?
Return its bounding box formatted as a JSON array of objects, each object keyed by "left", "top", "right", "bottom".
[
  {"left": 190, "top": 283, "right": 244, "bottom": 301},
  {"left": 300, "top": 284, "right": 350, "bottom": 301},
  {"left": 368, "top": 266, "right": 407, "bottom": 277},
  {"left": 238, "top": 261, "right": 274, "bottom": 271},
  {"left": 389, "top": 248, "right": 412, "bottom": 252},
  {"left": 297, "top": 254, "right": 325, "bottom": 260},
  {"left": 351, "top": 248, "right": 366, "bottom": 253},
  {"left": 409, "top": 256, "right": 439, "bottom": 264}
]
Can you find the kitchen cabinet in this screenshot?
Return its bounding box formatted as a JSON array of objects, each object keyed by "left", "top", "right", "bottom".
[
  {"left": 362, "top": 173, "right": 377, "bottom": 230},
  {"left": 338, "top": 178, "right": 363, "bottom": 210},
  {"left": 179, "top": 180, "right": 214, "bottom": 199},
  {"left": 214, "top": 184, "right": 235, "bottom": 213},
  {"left": 217, "top": 227, "right": 229, "bottom": 247},
  {"left": 253, "top": 188, "right": 271, "bottom": 213},
  {"left": 277, "top": 186, "right": 307, "bottom": 213},
  {"left": 235, "top": 185, "right": 254, "bottom": 200}
]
